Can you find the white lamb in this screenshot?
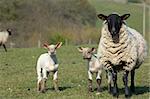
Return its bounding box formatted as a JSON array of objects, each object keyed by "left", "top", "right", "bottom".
[
  {"left": 36, "top": 42, "right": 62, "bottom": 93},
  {"left": 78, "top": 47, "right": 103, "bottom": 94},
  {"left": 0, "top": 28, "right": 12, "bottom": 52},
  {"left": 97, "top": 13, "right": 147, "bottom": 97}
]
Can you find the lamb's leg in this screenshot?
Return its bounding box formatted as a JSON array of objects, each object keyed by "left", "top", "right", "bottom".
[
  {"left": 37, "top": 79, "right": 42, "bottom": 92},
  {"left": 112, "top": 70, "right": 119, "bottom": 97},
  {"left": 130, "top": 69, "right": 135, "bottom": 92},
  {"left": 37, "top": 67, "right": 42, "bottom": 92},
  {"left": 123, "top": 70, "right": 130, "bottom": 97},
  {"left": 41, "top": 69, "right": 47, "bottom": 93},
  {"left": 3, "top": 44, "right": 7, "bottom": 52},
  {"left": 88, "top": 71, "right": 93, "bottom": 92},
  {"left": 96, "top": 70, "right": 102, "bottom": 93},
  {"left": 53, "top": 71, "right": 59, "bottom": 91}
]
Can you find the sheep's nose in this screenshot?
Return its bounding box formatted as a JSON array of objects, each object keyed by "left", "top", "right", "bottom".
[{"left": 112, "top": 27, "right": 116, "bottom": 34}]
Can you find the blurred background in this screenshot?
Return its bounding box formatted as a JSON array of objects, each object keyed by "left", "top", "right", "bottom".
[{"left": 0, "top": 0, "right": 149, "bottom": 48}]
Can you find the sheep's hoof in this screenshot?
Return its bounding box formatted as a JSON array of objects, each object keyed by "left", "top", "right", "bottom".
[
  {"left": 112, "top": 90, "right": 119, "bottom": 97},
  {"left": 112, "top": 86, "right": 119, "bottom": 97},
  {"left": 130, "top": 86, "right": 135, "bottom": 93},
  {"left": 113, "top": 93, "right": 119, "bottom": 98},
  {"left": 125, "top": 94, "right": 131, "bottom": 98},
  {"left": 41, "top": 89, "right": 46, "bottom": 93},
  {"left": 88, "top": 87, "right": 93, "bottom": 92},
  {"left": 125, "top": 88, "right": 131, "bottom": 98}
]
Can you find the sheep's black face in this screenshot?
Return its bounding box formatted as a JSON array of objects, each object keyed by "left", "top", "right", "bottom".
[
  {"left": 7, "top": 28, "right": 12, "bottom": 36},
  {"left": 97, "top": 13, "right": 130, "bottom": 43},
  {"left": 107, "top": 14, "right": 122, "bottom": 43}
]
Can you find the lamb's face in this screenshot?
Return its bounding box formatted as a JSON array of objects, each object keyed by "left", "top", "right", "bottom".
[
  {"left": 97, "top": 13, "right": 130, "bottom": 43},
  {"left": 43, "top": 42, "right": 62, "bottom": 55},
  {"left": 47, "top": 45, "right": 56, "bottom": 55},
  {"left": 78, "top": 47, "right": 96, "bottom": 60}
]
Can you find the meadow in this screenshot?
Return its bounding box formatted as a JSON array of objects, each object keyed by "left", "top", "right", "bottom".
[{"left": 0, "top": 45, "right": 149, "bottom": 99}]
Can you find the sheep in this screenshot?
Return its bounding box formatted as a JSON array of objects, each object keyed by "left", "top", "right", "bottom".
[
  {"left": 97, "top": 13, "right": 147, "bottom": 97},
  {"left": 0, "top": 28, "right": 12, "bottom": 52},
  {"left": 36, "top": 42, "right": 62, "bottom": 93},
  {"left": 77, "top": 47, "right": 103, "bottom": 94}
]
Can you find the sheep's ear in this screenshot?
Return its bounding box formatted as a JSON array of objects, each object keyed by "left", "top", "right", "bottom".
[
  {"left": 97, "top": 14, "right": 107, "bottom": 21},
  {"left": 89, "top": 47, "right": 96, "bottom": 53},
  {"left": 43, "top": 43, "right": 49, "bottom": 49},
  {"left": 121, "top": 14, "right": 130, "bottom": 20},
  {"left": 77, "top": 47, "right": 83, "bottom": 53},
  {"left": 55, "top": 42, "right": 62, "bottom": 49}
]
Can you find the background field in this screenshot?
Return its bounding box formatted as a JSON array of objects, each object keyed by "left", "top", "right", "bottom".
[
  {"left": 0, "top": 45, "right": 149, "bottom": 99},
  {"left": 0, "top": 0, "right": 149, "bottom": 47}
]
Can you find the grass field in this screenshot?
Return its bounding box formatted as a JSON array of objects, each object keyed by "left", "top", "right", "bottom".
[{"left": 0, "top": 45, "right": 149, "bottom": 99}]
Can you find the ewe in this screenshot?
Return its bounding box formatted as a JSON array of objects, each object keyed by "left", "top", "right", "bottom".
[
  {"left": 97, "top": 13, "right": 147, "bottom": 97},
  {"left": 36, "top": 42, "right": 62, "bottom": 93},
  {"left": 0, "top": 28, "right": 12, "bottom": 52}
]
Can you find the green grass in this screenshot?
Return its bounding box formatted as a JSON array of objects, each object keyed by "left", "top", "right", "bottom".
[{"left": 0, "top": 45, "right": 149, "bottom": 99}]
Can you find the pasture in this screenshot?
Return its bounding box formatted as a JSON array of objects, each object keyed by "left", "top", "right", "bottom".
[{"left": 0, "top": 45, "right": 149, "bottom": 99}]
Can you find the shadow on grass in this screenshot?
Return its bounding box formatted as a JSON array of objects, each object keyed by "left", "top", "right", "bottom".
[
  {"left": 46, "top": 86, "right": 73, "bottom": 91},
  {"left": 117, "top": 86, "right": 149, "bottom": 95},
  {"left": 134, "top": 86, "right": 150, "bottom": 95},
  {"left": 94, "top": 86, "right": 108, "bottom": 92},
  {"left": 94, "top": 86, "right": 149, "bottom": 95}
]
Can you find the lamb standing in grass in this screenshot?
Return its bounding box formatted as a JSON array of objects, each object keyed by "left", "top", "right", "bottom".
[
  {"left": 97, "top": 13, "right": 147, "bottom": 97},
  {"left": 36, "top": 42, "right": 62, "bottom": 93},
  {"left": 0, "top": 28, "right": 12, "bottom": 52},
  {"left": 78, "top": 47, "right": 103, "bottom": 94}
]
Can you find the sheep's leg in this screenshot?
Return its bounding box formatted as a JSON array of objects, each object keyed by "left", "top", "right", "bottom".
[
  {"left": 123, "top": 71, "right": 130, "bottom": 97},
  {"left": 130, "top": 69, "right": 135, "bottom": 92},
  {"left": 107, "top": 70, "right": 113, "bottom": 94},
  {"left": 37, "top": 67, "right": 42, "bottom": 92},
  {"left": 53, "top": 71, "right": 59, "bottom": 91},
  {"left": 96, "top": 70, "right": 102, "bottom": 93},
  {"left": 112, "top": 70, "right": 119, "bottom": 97},
  {"left": 88, "top": 71, "right": 93, "bottom": 92},
  {"left": 3, "top": 44, "right": 7, "bottom": 52},
  {"left": 41, "top": 69, "right": 47, "bottom": 93}
]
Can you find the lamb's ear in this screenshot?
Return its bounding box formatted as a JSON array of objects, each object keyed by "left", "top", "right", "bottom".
[
  {"left": 97, "top": 14, "right": 107, "bottom": 21},
  {"left": 55, "top": 42, "right": 62, "bottom": 49},
  {"left": 89, "top": 47, "right": 96, "bottom": 53},
  {"left": 77, "top": 47, "right": 83, "bottom": 53},
  {"left": 121, "top": 14, "right": 130, "bottom": 20},
  {"left": 43, "top": 43, "right": 49, "bottom": 49}
]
